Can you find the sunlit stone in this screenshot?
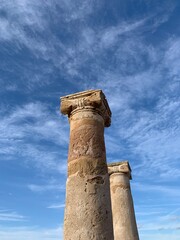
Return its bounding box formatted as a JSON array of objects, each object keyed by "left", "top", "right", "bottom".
[
  {"left": 61, "top": 90, "right": 114, "bottom": 240},
  {"left": 108, "top": 161, "right": 139, "bottom": 240}
]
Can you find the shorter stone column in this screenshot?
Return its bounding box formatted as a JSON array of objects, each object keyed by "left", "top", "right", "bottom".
[{"left": 108, "top": 161, "right": 139, "bottom": 240}]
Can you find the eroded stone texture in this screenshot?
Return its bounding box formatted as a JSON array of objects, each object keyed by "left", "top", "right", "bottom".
[
  {"left": 108, "top": 161, "right": 139, "bottom": 240},
  {"left": 61, "top": 90, "right": 114, "bottom": 240}
]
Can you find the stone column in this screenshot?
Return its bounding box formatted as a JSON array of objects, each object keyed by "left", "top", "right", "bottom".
[
  {"left": 61, "top": 90, "right": 114, "bottom": 240},
  {"left": 108, "top": 161, "right": 139, "bottom": 240}
]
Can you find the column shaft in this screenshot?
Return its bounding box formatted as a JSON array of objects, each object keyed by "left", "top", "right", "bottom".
[{"left": 109, "top": 162, "right": 139, "bottom": 240}]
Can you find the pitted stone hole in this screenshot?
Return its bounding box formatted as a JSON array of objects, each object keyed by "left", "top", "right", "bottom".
[
  {"left": 87, "top": 176, "right": 104, "bottom": 184},
  {"left": 85, "top": 182, "right": 88, "bottom": 192}
]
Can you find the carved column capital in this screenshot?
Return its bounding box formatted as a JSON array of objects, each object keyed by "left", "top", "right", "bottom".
[
  {"left": 108, "top": 161, "right": 132, "bottom": 179},
  {"left": 60, "top": 89, "right": 111, "bottom": 127}
]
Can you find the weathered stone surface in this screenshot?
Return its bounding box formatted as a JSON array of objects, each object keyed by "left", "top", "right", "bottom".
[
  {"left": 61, "top": 90, "right": 114, "bottom": 240},
  {"left": 108, "top": 161, "right": 139, "bottom": 240},
  {"left": 60, "top": 89, "right": 111, "bottom": 127},
  {"left": 68, "top": 119, "right": 105, "bottom": 162},
  {"left": 64, "top": 173, "right": 113, "bottom": 240}
]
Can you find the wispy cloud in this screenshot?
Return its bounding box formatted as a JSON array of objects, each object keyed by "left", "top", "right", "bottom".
[
  {"left": 139, "top": 234, "right": 180, "bottom": 240},
  {"left": 133, "top": 182, "right": 180, "bottom": 198},
  {"left": 136, "top": 201, "right": 180, "bottom": 240},
  {"left": 47, "top": 204, "right": 65, "bottom": 209},
  {"left": 100, "top": 18, "right": 148, "bottom": 48},
  {"left": 28, "top": 183, "right": 65, "bottom": 193},
  {"left": 0, "top": 226, "right": 62, "bottom": 240},
  {"left": 90, "top": 35, "right": 180, "bottom": 181},
  {"left": 0, "top": 0, "right": 99, "bottom": 72},
  {"left": 1, "top": 0, "right": 176, "bottom": 92},
  {"left": 0, "top": 102, "right": 68, "bottom": 172},
  {"left": 58, "top": 0, "right": 100, "bottom": 22},
  {"left": 165, "top": 38, "right": 180, "bottom": 77},
  {"left": 0, "top": 210, "right": 26, "bottom": 222}
]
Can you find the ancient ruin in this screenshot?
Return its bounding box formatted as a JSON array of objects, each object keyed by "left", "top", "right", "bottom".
[
  {"left": 60, "top": 89, "right": 139, "bottom": 239},
  {"left": 60, "top": 90, "right": 114, "bottom": 240},
  {"left": 108, "top": 161, "right": 139, "bottom": 240}
]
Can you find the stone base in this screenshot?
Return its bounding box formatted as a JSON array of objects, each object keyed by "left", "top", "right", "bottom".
[{"left": 64, "top": 173, "right": 114, "bottom": 240}]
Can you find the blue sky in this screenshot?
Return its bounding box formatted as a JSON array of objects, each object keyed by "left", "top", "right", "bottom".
[{"left": 0, "top": 0, "right": 180, "bottom": 239}]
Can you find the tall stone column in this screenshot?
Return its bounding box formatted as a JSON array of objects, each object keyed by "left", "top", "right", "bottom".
[
  {"left": 61, "top": 90, "right": 114, "bottom": 240},
  {"left": 108, "top": 161, "right": 139, "bottom": 240}
]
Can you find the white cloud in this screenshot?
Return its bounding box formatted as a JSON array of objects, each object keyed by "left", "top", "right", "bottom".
[
  {"left": 100, "top": 18, "right": 148, "bottom": 48},
  {"left": 136, "top": 201, "right": 180, "bottom": 240},
  {"left": 0, "top": 226, "right": 62, "bottom": 240},
  {"left": 0, "top": 0, "right": 98, "bottom": 58},
  {"left": 28, "top": 183, "right": 65, "bottom": 193},
  {"left": 165, "top": 38, "right": 180, "bottom": 77},
  {"left": 139, "top": 234, "right": 180, "bottom": 240},
  {"left": 1, "top": 0, "right": 177, "bottom": 95},
  {"left": 133, "top": 182, "right": 180, "bottom": 198},
  {"left": 47, "top": 204, "right": 65, "bottom": 209},
  {"left": 122, "top": 97, "right": 180, "bottom": 179},
  {"left": 58, "top": 0, "right": 100, "bottom": 22},
  {"left": 0, "top": 210, "right": 26, "bottom": 222},
  {"left": 0, "top": 102, "right": 68, "bottom": 172},
  {"left": 85, "top": 34, "right": 180, "bottom": 181}
]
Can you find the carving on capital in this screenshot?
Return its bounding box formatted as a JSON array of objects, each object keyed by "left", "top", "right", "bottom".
[
  {"left": 108, "top": 161, "right": 132, "bottom": 179},
  {"left": 60, "top": 89, "right": 111, "bottom": 127}
]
